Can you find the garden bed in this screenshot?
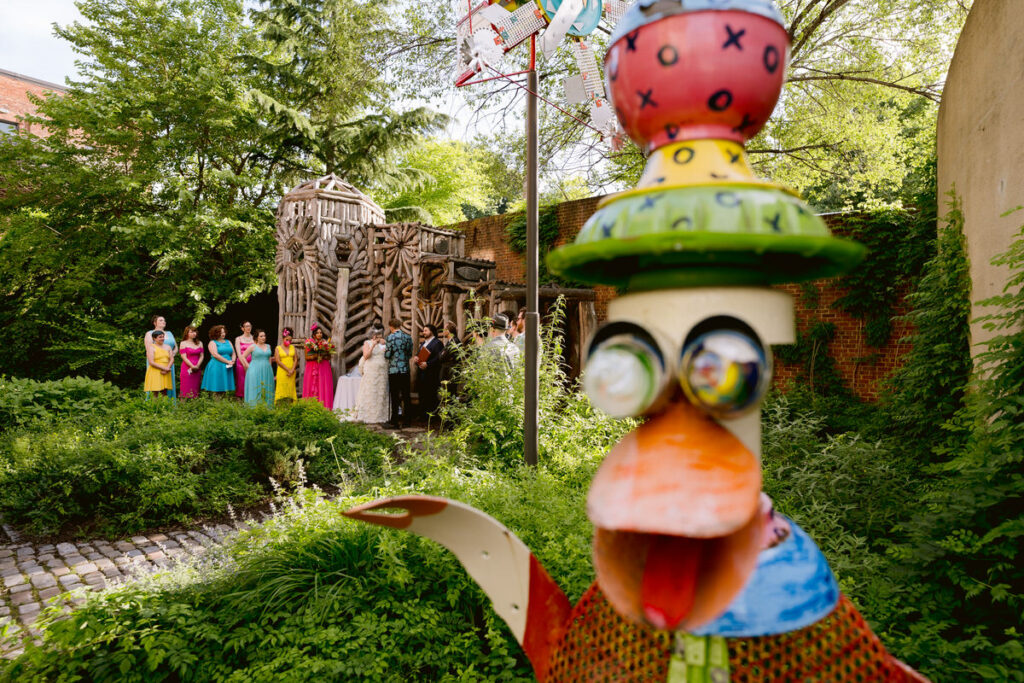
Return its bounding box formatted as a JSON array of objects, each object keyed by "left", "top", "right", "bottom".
[{"left": 0, "top": 377, "right": 395, "bottom": 542}]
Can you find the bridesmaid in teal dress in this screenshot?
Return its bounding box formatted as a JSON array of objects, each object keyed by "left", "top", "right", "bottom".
[
  {"left": 201, "top": 325, "right": 236, "bottom": 395},
  {"left": 243, "top": 330, "right": 275, "bottom": 407}
]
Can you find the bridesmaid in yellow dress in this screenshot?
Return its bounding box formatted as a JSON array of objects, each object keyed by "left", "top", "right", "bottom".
[
  {"left": 274, "top": 327, "right": 298, "bottom": 403},
  {"left": 144, "top": 330, "right": 174, "bottom": 395}
]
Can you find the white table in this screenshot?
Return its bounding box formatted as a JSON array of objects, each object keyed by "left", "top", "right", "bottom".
[{"left": 333, "top": 375, "right": 361, "bottom": 418}]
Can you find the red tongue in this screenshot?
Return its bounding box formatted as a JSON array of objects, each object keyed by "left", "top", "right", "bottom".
[{"left": 641, "top": 535, "right": 703, "bottom": 630}]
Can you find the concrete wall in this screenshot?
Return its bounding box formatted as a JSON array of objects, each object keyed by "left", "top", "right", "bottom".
[
  {"left": 937, "top": 0, "right": 1024, "bottom": 355},
  {"left": 0, "top": 68, "right": 66, "bottom": 137}
]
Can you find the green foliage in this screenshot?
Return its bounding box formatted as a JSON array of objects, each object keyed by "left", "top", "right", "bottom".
[
  {"left": 0, "top": 315, "right": 625, "bottom": 679},
  {"left": 504, "top": 208, "right": 584, "bottom": 287},
  {"left": 505, "top": 207, "right": 560, "bottom": 255},
  {"left": 832, "top": 206, "right": 938, "bottom": 347},
  {"left": 248, "top": 0, "right": 447, "bottom": 184},
  {"left": 774, "top": 320, "right": 848, "bottom": 397},
  {"left": 0, "top": 0, "right": 281, "bottom": 385},
  {"left": 0, "top": 0, "right": 446, "bottom": 386},
  {"left": 889, "top": 219, "right": 1024, "bottom": 679},
  {"left": 41, "top": 317, "right": 148, "bottom": 387},
  {"left": 378, "top": 139, "right": 497, "bottom": 225},
  {"left": 243, "top": 429, "right": 312, "bottom": 485},
  {"left": 8, "top": 246, "right": 1016, "bottom": 681},
  {"left": 0, "top": 458, "right": 596, "bottom": 682},
  {"left": 436, "top": 298, "right": 633, "bottom": 471},
  {"left": 0, "top": 376, "right": 121, "bottom": 431},
  {"left": 882, "top": 193, "right": 972, "bottom": 452},
  {"left": 0, "top": 390, "right": 393, "bottom": 538},
  {"left": 775, "top": 191, "right": 939, "bottom": 395}
]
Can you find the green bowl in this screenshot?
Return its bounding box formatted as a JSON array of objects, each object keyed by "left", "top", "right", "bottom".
[{"left": 547, "top": 186, "right": 865, "bottom": 289}]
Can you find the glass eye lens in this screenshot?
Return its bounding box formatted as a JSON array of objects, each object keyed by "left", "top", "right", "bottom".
[
  {"left": 680, "top": 330, "right": 770, "bottom": 417},
  {"left": 584, "top": 338, "right": 663, "bottom": 418}
]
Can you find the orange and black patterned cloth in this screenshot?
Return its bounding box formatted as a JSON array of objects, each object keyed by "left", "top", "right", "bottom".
[{"left": 546, "top": 584, "right": 926, "bottom": 682}]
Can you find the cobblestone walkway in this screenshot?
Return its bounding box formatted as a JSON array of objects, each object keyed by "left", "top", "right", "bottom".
[
  {"left": 0, "top": 521, "right": 238, "bottom": 653},
  {"left": 0, "top": 423, "right": 429, "bottom": 657}
]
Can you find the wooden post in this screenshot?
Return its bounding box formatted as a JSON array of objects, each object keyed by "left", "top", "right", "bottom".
[
  {"left": 456, "top": 292, "right": 468, "bottom": 339},
  {"left": 333, "top": 266, "right": 351, "bottom": 376},
  {"left": 411, "top": 262, "right": 421, "bottom": 389},
  {"left": 579, "top": 300, "right": 596, "bottom": 373}
]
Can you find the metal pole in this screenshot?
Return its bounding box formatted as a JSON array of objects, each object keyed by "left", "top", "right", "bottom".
[{"left": 524, "top": 38, "right": 539, "bottom": 467}]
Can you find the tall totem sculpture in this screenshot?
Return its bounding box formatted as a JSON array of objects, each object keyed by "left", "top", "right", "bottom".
[{"left": 346, "top": 0, "right": 929, "bottom": 680}]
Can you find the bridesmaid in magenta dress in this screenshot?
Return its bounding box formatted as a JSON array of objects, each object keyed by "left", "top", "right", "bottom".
[
  {"left": 302, "top": 324, "right": 334, "bottom": 409},
  {"left": 178, "top": 326, "right": 204, "bottom": 398},
  {"left": 234, "top": 321, "right": 254, "bottom": 399}
]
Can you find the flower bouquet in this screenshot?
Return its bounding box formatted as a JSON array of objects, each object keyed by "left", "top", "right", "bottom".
[{"left": 304, "top": 337, "right": 335, "bottom": 361}]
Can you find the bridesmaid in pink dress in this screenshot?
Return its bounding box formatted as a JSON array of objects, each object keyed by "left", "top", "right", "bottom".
[
  {"left": 302, "top": 324, "right": 334, "bottom": 409},
  {"left": 178, "top": 326, "right": 204, "bottom": 398},
  {"left": 234, "top": 321, "right": 254, "bottom": 399}
]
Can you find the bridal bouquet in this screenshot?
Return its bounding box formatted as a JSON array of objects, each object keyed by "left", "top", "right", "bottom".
[{"left": 304, "top": 337, "right": 335, "bottom": 361}]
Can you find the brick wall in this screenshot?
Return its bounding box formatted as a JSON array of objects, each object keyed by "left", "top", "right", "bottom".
[
  {"left": 772, "top": 279, "right": 913, "bottom": 401},
  {"left": 450, "top": 195, "right": 619, "bottom": 319},
  {"left": 449, "top": 199, "right": 914, "bottom": 402},
  {"left": 0, "top": 68, "right": 66, "bottom": 137}
]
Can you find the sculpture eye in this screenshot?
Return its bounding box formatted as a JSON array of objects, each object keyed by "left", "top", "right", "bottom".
[
  {"left": 679, "top": 319, "right": 771, "bottom": 418},
  {"left": 584, "top": 323, "right": 666, "bottom": 418}
]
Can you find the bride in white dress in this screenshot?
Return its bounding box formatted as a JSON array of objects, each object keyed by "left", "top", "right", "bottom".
[{"left": 354, "top": 328, "right": 390, "bottom": 423}]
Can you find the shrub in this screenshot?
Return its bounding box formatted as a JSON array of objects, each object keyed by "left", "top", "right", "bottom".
[
  {"left": 0, "top": 375, "right": 121, "bottom": 431},
  {"left": 1, "top": 458, "right": 595, "bottom": 682},
  {"left": 435, "top": 298, "right": 633, "bottom": 472},
  {"left": 0, "top": 306, "right": 628, "bottom": 681},
  {"left": 0, "top": 397, "right": 394, "bottom": 538},
  {"left": 889, "top": 223, "right": 1024, "bottom": 680},
  {"left": 881, "top": 193, "right": 972, "bottom": 455}
]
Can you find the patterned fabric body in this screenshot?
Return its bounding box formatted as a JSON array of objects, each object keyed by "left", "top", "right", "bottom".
[
  {"left": 545, "top": 584, "right": 922, "bottom": 682},
  {"left": 386, "top": 330, "right": 413, "bottom": 374}
]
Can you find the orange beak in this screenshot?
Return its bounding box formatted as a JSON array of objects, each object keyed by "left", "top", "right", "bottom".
[{"left": 587, "top": 401, "right": 762, "bottom": 631}]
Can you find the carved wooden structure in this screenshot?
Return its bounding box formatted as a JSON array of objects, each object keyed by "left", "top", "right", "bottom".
[{"left": 276, "top": 175, "right": 498, "bottom": 377}]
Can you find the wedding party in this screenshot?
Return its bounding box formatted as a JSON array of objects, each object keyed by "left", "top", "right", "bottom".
[{"left": 143, "top": 310, "right": 525, "bottom": 429}]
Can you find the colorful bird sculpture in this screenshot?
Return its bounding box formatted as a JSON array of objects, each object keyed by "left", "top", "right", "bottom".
[{"left": 348, "top": 0, "right": 931, "bottom": 680}]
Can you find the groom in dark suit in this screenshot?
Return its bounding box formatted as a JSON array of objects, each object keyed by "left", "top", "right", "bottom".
[{"left": 414, "top": 324, "right": 444, "bottom": 418}]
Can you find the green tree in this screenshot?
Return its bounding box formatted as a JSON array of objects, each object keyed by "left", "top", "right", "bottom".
[
  {"left": 0, "top": 0, "right": 285, "bottom": 384},
  {"left": 377, "top": 138, "right": 495, "bottom": 224},
  {"left": 247, "top": 0, "right": 447, "bottom": 189},
  {"left": 391, "top": 0, "right": 971, "bottom": 210}
]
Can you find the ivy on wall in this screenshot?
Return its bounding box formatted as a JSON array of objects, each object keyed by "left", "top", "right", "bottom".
[
  {"left": 775, "top": 282, "right": 849, "bottom": 396},
  {"left": 505, "top": 205, "right": 583, "bottom": 287},
  {"left": 775, "top": 196, "right": 939, "bottom": 396},
  {"left": 832, "top": 205, "right": 937, "bottom": 347},
  {"left": 882, "top": 192, "right": 971, "bottom": 450}
]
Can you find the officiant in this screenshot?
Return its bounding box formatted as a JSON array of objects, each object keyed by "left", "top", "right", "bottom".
[{"left": 413, "top": 323, "right": 444, "bottom": 419}]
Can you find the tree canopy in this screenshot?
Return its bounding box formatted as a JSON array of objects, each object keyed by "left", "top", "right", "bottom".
[
  {"left": 0, "top": 0, "right": 443, "bottom": 383},
  {"left": 389, "top": 0, "right": 971, "bottom": 209}
]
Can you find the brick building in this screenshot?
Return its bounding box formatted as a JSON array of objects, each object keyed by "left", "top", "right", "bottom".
[
  {"left": 450, "top": 197, "right": 912, "bottom": 401},
  {"left": 0, "top": 68, "right": 66, "bottom": 137}
]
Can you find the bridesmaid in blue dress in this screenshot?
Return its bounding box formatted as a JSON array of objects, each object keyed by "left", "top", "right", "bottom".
[
  {"left": 243, "top": 329, "right": 275, "bottom": 407},
  {"left": 145, "top": 315, "right": 177, "bottom": 399},
  {"left": 201, "top": 324, "right": 236, "bottom": 395}
]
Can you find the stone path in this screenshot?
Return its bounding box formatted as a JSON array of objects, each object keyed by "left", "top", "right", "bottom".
[
  {"left": 0, "top": 522, "right": 237, "bottom": 653},
  {"left": 0, "top": 423, "right": 430, "bottom": 657}
]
